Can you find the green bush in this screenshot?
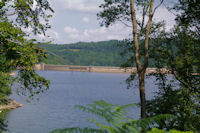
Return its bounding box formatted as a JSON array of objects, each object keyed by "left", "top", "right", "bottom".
[{"left": 51, "top": 100, "right": 185, "bottom": 133}]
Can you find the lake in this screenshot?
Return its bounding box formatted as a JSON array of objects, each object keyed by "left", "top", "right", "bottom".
[{"left": 6, "top": 71, "right": 158, "bottom": 133}]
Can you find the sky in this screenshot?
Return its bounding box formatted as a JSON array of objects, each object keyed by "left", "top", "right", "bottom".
[{"left": 37, "top": 0, "right": 177, "bottom": 44}]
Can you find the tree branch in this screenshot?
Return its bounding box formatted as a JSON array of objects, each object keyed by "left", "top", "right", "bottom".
[
  {"left": 162, "top": 1, "right": 177, "bottom": 16},
  {"left": 119, "top": 19, "right": 132, "bottom": 28},
  {"left": 5, "top": 11, "right": 17, "bottom": 16},
  {"left": 152, "top": 0, "right": 164, "bottom": 16},
  {"left": 130, "top": 0, "right": 142, "bottom": 71},
  {"left": 142, "top": 0, "right": 154, "bottom": 72},
  {"left": 138, "top": 2, "right": 148, "bottom": 41}
]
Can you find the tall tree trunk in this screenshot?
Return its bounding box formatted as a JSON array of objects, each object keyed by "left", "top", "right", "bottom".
[
  {"left": 130, "top": 0, "right": 154, "bottom": 132},
  {"left": 130, "top": 0, "right": 147, "bottom": 120},
  {"left": 139, "top": 71, "right": 146, "bottom": 119}
]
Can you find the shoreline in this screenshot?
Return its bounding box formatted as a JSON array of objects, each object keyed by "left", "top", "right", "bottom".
[
  {"left": 0, "top": 99, "right": 23, "bottom": 110},
  {"left": 34, "top": 64, "right": 171, "bottom": 74}
]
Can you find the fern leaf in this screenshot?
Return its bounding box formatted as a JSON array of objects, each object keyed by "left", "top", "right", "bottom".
[{"left": 50, "top": 127, "right": 107, "bottom": 133}]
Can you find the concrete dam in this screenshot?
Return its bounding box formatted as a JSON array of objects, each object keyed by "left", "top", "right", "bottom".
[{"left": 34, "top": 64, "right": 170, "bottom": 74}]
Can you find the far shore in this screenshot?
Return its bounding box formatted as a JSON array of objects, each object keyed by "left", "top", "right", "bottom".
[{"left": 34, "top": 64, "right": 171, "bottom": 74}]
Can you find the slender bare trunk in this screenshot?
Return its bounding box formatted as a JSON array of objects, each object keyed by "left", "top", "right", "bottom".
[
  {"left": 139, "top": 71, "right": 146, "bottom": 119},
  {"left": 130, "top": 0, "right": 146, "bottom": 119},
  {"left": 130, "top": 0, "right": 154, "bottom": 132}
]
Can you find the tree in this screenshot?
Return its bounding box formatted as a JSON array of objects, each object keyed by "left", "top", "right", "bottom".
[
  {"left": 0, "top": 0, "right": 53, "bottom": 100},
  {"left": 0, "top": 0, "right": 53, "bottom": 130},
  {"left": 174, "top": 0, "right": 200, "bottom": 34},
  {"left": 146, "top": 27, "right": 200, "bottom": 131},
  {"left": 98, "top": 0, "right": 164, "bottom": 123},
  {"left": 146, "top": 0, "right": 200, "bottom": 131}
]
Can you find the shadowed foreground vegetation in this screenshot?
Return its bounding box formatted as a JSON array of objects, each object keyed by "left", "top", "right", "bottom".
[{"left": 51, "top": 100, "right": 193, "bottom": 133}]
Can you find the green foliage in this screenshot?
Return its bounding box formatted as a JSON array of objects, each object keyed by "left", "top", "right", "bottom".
[
  {"left": 97, "top": 0, "right": 131, "bottom": 27},
  {"left": 173, "top": 0, "right": 200, "bottom": 32},
  {"left": 51, "top": 127, "right": 105, "bottom": 133},
  {"left": 0, "top": 110, "right": 8, "bottom": 132},
  {"left": 0, "top": 0, "right": 53, "bottom": 131},
  {"left": 75, "top": 100, "right": 138, "bottom": 132},
  {"left": 146, "top": 26, "right": 200, "bottom": 132},
  {"left": 148, "top": 128, "right": 193, "bottom": 133},
  {"left": 0, "top": 72, "right": 12, "bottom": 98},
  {"left": 98, "top": 1, "right": 200, "bottom": 132},
  {"left": 0, "top": 0, "right": 53, "bottom": 99},
  {"left": 145, "top": 1, "right": 200, "bottom": 130},
  {"left": 0, "top": 0, "right": 53, "bottom": 34},
  {"left": 0, "top": 94, "right": 9, "bottom": 105},
  {"left": 51, "top": 100, "right": 175, "bottom": 133}
]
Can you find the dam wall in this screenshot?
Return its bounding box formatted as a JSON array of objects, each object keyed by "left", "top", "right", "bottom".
[
  {"left": 34, "top": 64, "right": 137, "bottom": 73},
  {"left": 34, "top": 64, "right": 170, "bottom": 74},
  {"left": 44, "top": 65, "right": 89, "bottom": 72},
  {"left": 88, "top": 66, "right": 137, "bottom": 73}
]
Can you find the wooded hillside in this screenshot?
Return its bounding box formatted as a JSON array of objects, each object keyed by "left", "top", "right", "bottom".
[{"left": 40, "top": 40, "right": 129, "bottom": 66}]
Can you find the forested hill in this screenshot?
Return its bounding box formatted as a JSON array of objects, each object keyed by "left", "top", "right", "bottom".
[{"left": 40, "top": 40, "right": 129, "bottom": 67}]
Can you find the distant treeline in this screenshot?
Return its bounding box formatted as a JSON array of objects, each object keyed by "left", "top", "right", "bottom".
[{"left": 39, "top": 40, "right": 155, "bottom": 67}]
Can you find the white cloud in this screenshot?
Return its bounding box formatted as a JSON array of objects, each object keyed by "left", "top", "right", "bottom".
[
  {"left": 64, "top": 26, "right": 80, "bottom": 39},
  {"left": 62, "top": 24, "right": 131, "bottom": 43},
  {"left": 34, "top": 29, "right": 60, "bottom": 43},
  {"left": 55, "top": 0, "right": 102, "bottom": 13},
  {"left": 107, "top": 35, "right": 123, "bottom": 40},
  {"left": 82, "top": 17, "right": 89, "bottom": 23},
  {"left": 64, "top": 26, "right": 79, "bottom": 33},
  {"left": 51, "top": 30, "right": 60, "bottom": 40},
  {"left": 41, "top": 1, "right": 176, "bottom": 44},
  {"left": 32, "top": 0, "right": 37, "bottom": 10}
]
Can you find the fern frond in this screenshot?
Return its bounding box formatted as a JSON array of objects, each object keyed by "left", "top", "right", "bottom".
[
  {"left": 129, "top": 114, "right": 174, "bottom": 129},
  {"left": 50, "top": 127, "right": 107, "bottom": 133},
  {"left": 113, "top": 103, "right": 138, "bottom": 118},
  {"left": 87, "top": 118, "right": 111, "bottom": 131},
  {"left": 75, "top": 100, "right": 137, "bottom": 124},
  {"left": 75, "top": 104, "right": 114, "bottom": 122},
  {"left": 51, "top": 100, "right": 192, "bottom": 133},
  {"left": 74, "top": 101, "right": 139, "bottom": 132}
]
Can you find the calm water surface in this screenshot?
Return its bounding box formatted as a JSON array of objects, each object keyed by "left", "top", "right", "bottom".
[{"left": 6, "top": 71, "right": 158, "bottom": 133}]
